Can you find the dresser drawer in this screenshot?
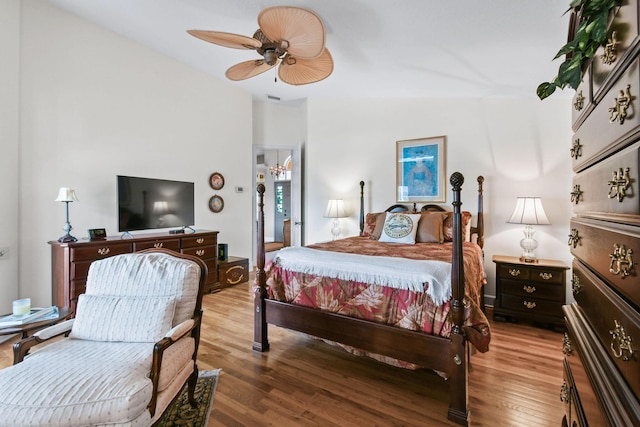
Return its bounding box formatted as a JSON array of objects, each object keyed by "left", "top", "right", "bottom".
[
  {"left": 181, "top": 245, "right": 216, "bottom": 260},
  {"left": 572, "top": 141, "right": 640, "bottom": 217},
  {"left": 572, "top": 260, "right": 640, "bottom": 399},
  {"left": 570, "top": 217, "right": 640, "bottom": 308},
  {"left": 592, "top": 0, "right": 640, "bottom": 97},
  {"left": 497, "top": 264, "right": 530, "bottom": 281},
  {"left": 70, "top": 242, "right": 132, "bottom": 262},
  {"left": 501, "top": 294, "right": 563, "bottom": 318},
  {"left": 70, "top": 260, "right": 92, "bottom": 281},
  {"left": 501, "top": 279, "right": 563, "bottom": 301},
  {"left": 572, "top": 59, "right": 640, "bottom": 172},
  {"left": 182, "top": 235, "right": 217, "bottom": 248},
  {"left": 133, "top": 239, "right": 180, "bottom": 251},
  {"left": 218, "top": 257, "right": 249, "bottom": 286}
]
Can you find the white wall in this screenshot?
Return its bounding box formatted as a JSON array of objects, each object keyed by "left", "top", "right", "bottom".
[
  {"left": 0, "top": 0, "right": 21, "bottom": 313},
  {"left": 17, "top": 1, "right": 253, "bottom": 307},
  {"left": 304, "top": 97, "right": 573, "bottom": 303}
]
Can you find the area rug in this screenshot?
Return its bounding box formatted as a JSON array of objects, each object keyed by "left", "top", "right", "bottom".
[{"left": 157, "top": 369, "right": 221, "bottom": 427}]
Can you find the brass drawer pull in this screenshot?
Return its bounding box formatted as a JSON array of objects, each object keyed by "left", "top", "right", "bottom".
[
  {"left": 196, "top": 238, "right": 205, "bottom": 244},
  {"left": 609, "top": 84, "right": 632, "bottom": 125},
  {"left": 97, "top": 248, "right": 110, "bottom": 256},
  {"left": 153, "top": 242, "right": 164, "bottom": 248},
  {"left": 508, "top": 268, "right": 521, "bottom": 277},
  {"left": 570, "top": 138, "right": 582, "bottom": 159},
  {"left": 560, "top": 381, "right": 569, "bottom": 403},
  {"left": 539, "top": 272, "right": 553, "bottom": 280},
  {"left": 601, "top": 30, "right": 619, "bottom": 65},
  {"left": 607, "top": 167, "right": 631, "bottom": 202},
  {"left": 609, "top": 320, "right": 634, "bottom": 361},
  {"left": 562, "top": 333, "right": 573, "bottom": 356},
  {"left": 196, "top": 249, "right": 205, "bottom": 256},
  {"left": 226, "top": 266, "right": 246, "bottom": 285},
  {"left": 609, "top": 243, "right": 634, "bottom": 278},
  {"left": 570, "top": 185, "right": 582, "bottom": 205},
  {"left": 523, "top": 301, "right": 536, "bottom": 309},
  {"left": 568, "top": 229, "right": 581, "bottom": 248},
  {"left": 574, "top": 92, "right": 584, "bottom": 112},
  {"left": 523, "top": 285, "right": 536, "bottom": 293},
  {"left": 571, "top": 273, "right": 582, "bottom": 296}
]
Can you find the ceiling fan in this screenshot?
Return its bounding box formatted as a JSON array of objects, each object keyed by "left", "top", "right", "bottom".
[{"left": 187, "top": 6, "right": 333, "bottom": 85}]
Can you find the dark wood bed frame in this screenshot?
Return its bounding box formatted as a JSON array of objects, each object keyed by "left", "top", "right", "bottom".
[{"left": 253, "top": 172, "right": 485, "bottom": 426}]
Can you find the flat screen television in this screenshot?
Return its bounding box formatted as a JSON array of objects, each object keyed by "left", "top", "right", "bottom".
[{"left": 117, "top": 175, "right": 195, "bottom": 232}]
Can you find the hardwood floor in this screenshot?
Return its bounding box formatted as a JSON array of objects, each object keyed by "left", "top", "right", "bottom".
[{"left": 0, "top": 281, "right": 566, "bottom": 426}]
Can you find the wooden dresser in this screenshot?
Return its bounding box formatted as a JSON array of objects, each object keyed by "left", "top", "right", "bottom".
[
  {"left": 562, "top": 3, "right": 640, "bottom": 425},
  {"left": 49, "top": 230, "right": 219, "bottom": 312}
]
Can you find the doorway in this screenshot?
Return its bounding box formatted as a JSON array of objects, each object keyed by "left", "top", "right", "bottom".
[{"left": 253, "top": 147, "right": 302, "bottom": 259}]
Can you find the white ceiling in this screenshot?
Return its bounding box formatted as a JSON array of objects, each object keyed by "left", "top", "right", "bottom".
[{"left": 48, "top": 0, "right": 573, "bottom": 103}]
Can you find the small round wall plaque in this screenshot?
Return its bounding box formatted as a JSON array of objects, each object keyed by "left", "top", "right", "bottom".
[{"left": 209, "top": 195, "right": 224, "bottom": 213}]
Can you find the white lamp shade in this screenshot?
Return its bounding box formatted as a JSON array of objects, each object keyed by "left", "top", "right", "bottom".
[
  {"left": 55, "top": 187, "right": 78, "bottom": 202},
  {"left": 324, "top": 199, "right": 347, "bottom": 218},
  {"left": 507, "top": 197, "right": 550, "bottom": 225}
]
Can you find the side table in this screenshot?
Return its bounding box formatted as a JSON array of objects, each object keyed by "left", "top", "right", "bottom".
[
  {"left": 492, "top": 255, "right": 568, "bottom": 330},
  {"left": 0, "top": 307, "right": 71, "bottom": 339},
  {"left": 217, "top": 256, "right": 250, "bottom": 289}
]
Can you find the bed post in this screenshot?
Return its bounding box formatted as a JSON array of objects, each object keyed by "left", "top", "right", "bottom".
[
  {"left": 476, "top": 176, "right": 485, "bottom": 249},
  {"left": 253, "top": 183, "right": 269, "bottom": 352},
  {"left": 359, "top": 181, "right": 365, "bottom": 236},
  {"left": 448, "top": 172, "right": 469, "bottom": 426}
]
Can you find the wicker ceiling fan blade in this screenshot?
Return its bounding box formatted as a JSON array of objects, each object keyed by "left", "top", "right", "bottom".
[
  {"left": 278, "top": 48, "right": 334, "bottom": 85},
  {"left": 187, "top": 30, "right": 262, "bottom": 50},
  {"left": 225, "top": 59, "right": 277, "bottom": 81},
  {"left": 258, "top": 6, "right": 326, "bottom": 59}
]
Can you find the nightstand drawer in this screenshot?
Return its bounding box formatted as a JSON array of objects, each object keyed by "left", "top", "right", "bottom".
[
  {"left": 501, "top": 279, "right": 563, "bottom": 301},
  {"left": 218, "top": 256, "right": 249, "bottom": 287},
  {"left": 501, "top": 294, "right": 563, "bottom": 317},
  {"left": 497, "top": 264, "right": 531, "bottom": 281}
]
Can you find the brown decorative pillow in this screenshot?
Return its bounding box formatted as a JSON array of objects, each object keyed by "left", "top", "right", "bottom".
[
  {"left": 443, "top": 211, "right": 472, "bottom": 242},
  {"left": 370, "top": 212, "right": 388, "bottom": 240},
  {"left": 415, "top": 211, "right": 448, "bottom": 243},
  {"left": 362, "top": 213, "right": 379, "bottom": 237}
]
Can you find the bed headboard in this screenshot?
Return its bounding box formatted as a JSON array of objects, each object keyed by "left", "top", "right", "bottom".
[{"left": 359, "top": 176, "right": 485, "bottom": 248}]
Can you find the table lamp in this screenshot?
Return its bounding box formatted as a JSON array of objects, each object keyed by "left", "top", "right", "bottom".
[
  {"left": 507, "top": 196, "right": 550, "bottom": 263},
  {"left": 324, "top": 199, "right": 347, "bottom": 240},
  {"left": 55, "top": 187, "right": 79, "bottom": 243}
]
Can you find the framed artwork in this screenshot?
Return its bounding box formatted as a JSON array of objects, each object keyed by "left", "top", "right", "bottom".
[
  {"left": 209, "top": 195, "right": 224, "bottom": 213},
  {"left": 396, "top": 136, "right": 446, "bottom": 203},
  {"left": 209, "top": 172, "right": 225, "bottom": 190}
]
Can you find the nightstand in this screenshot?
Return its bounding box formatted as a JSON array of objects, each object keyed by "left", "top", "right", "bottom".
[{"left": 492, "top": 255, "right": 568, "bottom": 330}]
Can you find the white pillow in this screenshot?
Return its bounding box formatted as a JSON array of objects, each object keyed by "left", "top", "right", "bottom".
[
  {"left": 378, "top": 213, "right": 422, "bottom": 244},
  {"left": 70, "top": 294, "right": 176, "bottom": 342}
]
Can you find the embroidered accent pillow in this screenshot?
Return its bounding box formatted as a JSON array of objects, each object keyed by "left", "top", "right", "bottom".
[
  {"left": 70, "top": 294, "right": 176, "bottom": 342},
  {"left": 378, "top": 213, "right": 422, "bottom": 244}
]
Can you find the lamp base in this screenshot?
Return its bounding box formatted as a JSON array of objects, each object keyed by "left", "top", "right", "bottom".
[{"left": 58, "top": 234, "right": 77, "bottom": 243}]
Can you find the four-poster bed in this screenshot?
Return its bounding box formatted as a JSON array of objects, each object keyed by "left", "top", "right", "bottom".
[{"left": 253, "top": 172, "right": 487, "bottom": 426}]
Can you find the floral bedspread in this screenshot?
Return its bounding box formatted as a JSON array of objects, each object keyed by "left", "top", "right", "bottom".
[{"left": 262, "top": 237, "right": 491, "bottom": 364}]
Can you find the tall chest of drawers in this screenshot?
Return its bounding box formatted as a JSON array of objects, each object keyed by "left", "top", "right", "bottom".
[
  {"left": 49, "top": 230, "right": 219, "bottom": 313},
  {"left": 562, "top": 2, "right": 640, "bottom": 426}
]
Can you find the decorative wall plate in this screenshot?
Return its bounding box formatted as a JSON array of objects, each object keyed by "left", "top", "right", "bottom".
[
  {"left": 209, "top": 195, "right": 224, "bottom": 213},
  {"left": 209, "top": 172, "right": 225, "bottom": 190}
]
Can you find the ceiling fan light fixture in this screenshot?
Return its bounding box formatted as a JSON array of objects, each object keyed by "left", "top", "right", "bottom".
[{"left": 264, "top": 50, "right": 278, "bottom": 66}]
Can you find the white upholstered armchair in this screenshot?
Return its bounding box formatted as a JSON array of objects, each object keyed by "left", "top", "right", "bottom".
[{"left": 0, "top": 249, "right": 207, "bottom": 426}]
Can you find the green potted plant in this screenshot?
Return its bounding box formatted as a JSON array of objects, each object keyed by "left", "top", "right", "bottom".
[{"left": 537, "top": 0, "right": 622, "bottom": 100}]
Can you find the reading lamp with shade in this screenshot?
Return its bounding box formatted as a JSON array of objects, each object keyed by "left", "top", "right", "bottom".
[
  {"left": 324, "top": 199, "right": 347, "bottom": 240},
  {"left": 55, "top": 187, "right": 79, "bottom": 243},
  {"left": 507, "top": 196, "right": 550, "bottom": 263}
]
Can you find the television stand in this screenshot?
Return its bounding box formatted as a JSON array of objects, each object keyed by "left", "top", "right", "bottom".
[{"left": 49, "top": 229, "right": 220, "bottom": 312}]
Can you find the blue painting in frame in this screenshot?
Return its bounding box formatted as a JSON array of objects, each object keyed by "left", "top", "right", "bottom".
[{"left": 396, "top": 136, "right": 446, "bottom": 203}]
